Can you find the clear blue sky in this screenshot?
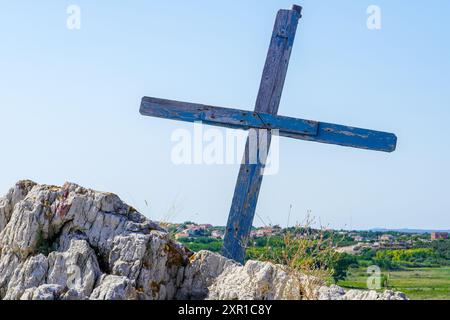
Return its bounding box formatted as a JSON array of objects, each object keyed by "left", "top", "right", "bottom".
[{"left": 1, "top": 1, "right": 449, "bottom": 229}]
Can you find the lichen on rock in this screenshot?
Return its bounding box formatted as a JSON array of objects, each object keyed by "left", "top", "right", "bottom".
[{"left": 0, "top": 181, "right": 408, "bottom": 300}]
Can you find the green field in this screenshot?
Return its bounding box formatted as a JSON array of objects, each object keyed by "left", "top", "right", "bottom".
[{"left": 339, "top": 267, "right": 450, "bottom": 300}]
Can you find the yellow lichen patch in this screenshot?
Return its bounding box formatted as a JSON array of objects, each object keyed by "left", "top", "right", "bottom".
[
  {"left": 189, "top": 253, "right": 199, "bottom": 263},
  {"left": 150, "top": 281, "right": 160, "bottom": 299},
  {"left": 165, "top": 244, "right": 185, "bottom": 267},
  {"left": 128, "top": 206, "right": 138, "bottom": 214},
  {"left": 17, "top": 180, "right": 37, "bottom": 190},
  {"left": 142, "top": 260, "right": 152, "bottom": 269},
  {"left": 136, "top": 287, "right": 145, "bottom": 294},
  {"left": 104, "top": 192, "right": 118, "bottom": 197},
  {"left": 77, "top": 187, "right": 88, "bottom": 195},
  {"left": 42, "top": 200, "right": 51, "bottom": 208},
  {"left": 44, "top": 208, "right": 54, "bottom": 219}
]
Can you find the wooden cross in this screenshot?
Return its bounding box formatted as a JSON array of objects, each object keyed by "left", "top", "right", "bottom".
[{"left": 139, "top": 5, "right": 397, "bottom": 263}]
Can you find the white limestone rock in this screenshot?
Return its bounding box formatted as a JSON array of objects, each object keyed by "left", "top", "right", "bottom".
[
  {"left": 0, "top": 181, "right": 408, "bottom": 301},
  {"left": 0, "top": 181, "right": 189, "bottom": 300},
  {"left": 0, "top": 180, "right": 36, "bottom": 232},
  {"left": 90, "top": 275, "right": 137, "bottom": 300},
  {"left": 200, "top": 253, "right": 408, "bottom": 301},
  {"left": 4, "top": 254, "right": 49, "bottom": 300},
  {"left": 0, "top": 252, "right": 21, "bottom": 298},
  {"left": 20, "top": 284, "right": 65, "bottom": 300},
  {"left": 316, "top": 284, "right": 346, "bottom": 300},
  {"left": 47, "top": 239, "right": 101, "bottom": 297},
  {"left": 205, "top": 256, "right": 316, "bottom": 300},
  {"left": 342, "top": 289, "right": 408, "bottom": 300},
  {"left": 178, "top": 250, "right": 238, "bottom": 300}
]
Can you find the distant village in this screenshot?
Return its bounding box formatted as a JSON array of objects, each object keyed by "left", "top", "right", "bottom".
[
  {"left": 172, "top": 223, "right": 284, "bottom": 240},
  {"left": 168, "top": 222, "right": 448, "bottom": 254},
  {"left": 336, "top": 231, "right": 448, "bottom": 255}
]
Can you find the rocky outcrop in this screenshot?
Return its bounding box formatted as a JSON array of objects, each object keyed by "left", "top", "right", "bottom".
[
  {"left": 186, "top": 252, "right": 408, "bottom": 301},
  {"left": 90, "top": 275, "right": 138, "bottom": 300},
  {"left": 0, "top": 181, "right": 189, "bottom": 300},
  {"left": 0, "top": 181, "right": 408, "bottom": 300},
  {"left": 316, "top": 285, "right": 407, "bottom": 300}
]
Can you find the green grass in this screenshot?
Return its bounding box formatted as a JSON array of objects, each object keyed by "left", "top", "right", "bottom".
[{"left": 339, "top": 266, "right": 450, "bottom": 300}]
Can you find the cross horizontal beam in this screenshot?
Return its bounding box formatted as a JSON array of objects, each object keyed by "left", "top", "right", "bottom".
[
  {"left": 140, "top": 97, "right": 397, "bottom": 152},
  {"left": 141, "top": 97, "right": 318, "bottom": 135}
]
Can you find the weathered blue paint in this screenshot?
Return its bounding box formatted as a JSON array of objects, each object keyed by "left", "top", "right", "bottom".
[
  {"left": 138, "top": 5, "right": 397, "bottom": 263},
  {"left": 140, "top": 97, "right": 396, "bottom": 153},
  {"left": 284, "top": 122, "right": 397, "bottom": 152},
  {"left": 222, "top": 7, "right": 303, "bottom": 263},
  {"left": 140, "top": 97, "right": 318, "bottom": 136}
]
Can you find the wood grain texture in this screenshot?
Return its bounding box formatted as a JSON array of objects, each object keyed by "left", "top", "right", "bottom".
[
  {"left": 140, "top": 97, "right": 396, "bottom": 152},
  {"left": 222, "top": 8, "right": 302, "bottom": 263},
  {"left": 140, "top": 97, "right": 318, "bottom": 136},
  {"left": 283, "top": 122, "right": 397, "bottom": 152}
]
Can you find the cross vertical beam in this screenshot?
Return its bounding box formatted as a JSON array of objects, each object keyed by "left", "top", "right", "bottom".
[{"left": 222, "top": 6, "right": 303, "bottom": 263}]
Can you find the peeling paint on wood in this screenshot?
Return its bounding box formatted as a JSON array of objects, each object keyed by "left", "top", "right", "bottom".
[
  {"left": 223, "top": 7, "right": 302, "bottom": 263},
  {"left": 140, "top": 97, "right": 396, "bottom": 153},
  {"left": 140, "top": 97, "right": 319, "bottom": 136}
]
